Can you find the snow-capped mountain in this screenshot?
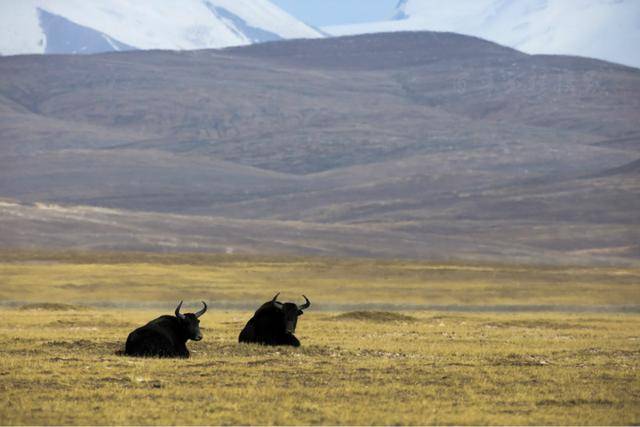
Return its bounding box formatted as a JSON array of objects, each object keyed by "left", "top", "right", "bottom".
[
  {"left": 0, "top": 0, "right": 323, "bottom": 56},
  {"left": 324, "top": 0, "right": 640, "bottom": 68}
]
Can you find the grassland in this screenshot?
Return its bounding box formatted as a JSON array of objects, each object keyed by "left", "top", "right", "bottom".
[
  {"left": 0, "top": 250, "right": 639, "bottom": 425},
  {"left": 1, "top": 250, "right": 638, "bottom": 308}
]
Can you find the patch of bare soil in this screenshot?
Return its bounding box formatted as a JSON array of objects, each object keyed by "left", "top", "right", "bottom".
[
  {"left": 331, "top": 311, "right": 417, "bottom": 322},
  {"left": 492, "top": 353, "right": 551, "bottom": 366},
  {"left": 537, "top": 398, "right": 615, "bottom": 407},
  {"left": 20, "top": 302, "right": 86, "bottom": 311},
  {"left": 484, "top": 319, "right": 590, "bottom": 329}
]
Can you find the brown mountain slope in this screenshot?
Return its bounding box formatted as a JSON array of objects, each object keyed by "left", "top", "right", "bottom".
[{"left": 0, "top": 32, "right": 638, "bottom": 263}]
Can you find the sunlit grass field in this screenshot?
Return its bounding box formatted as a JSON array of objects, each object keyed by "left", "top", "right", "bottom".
[{"left": 0, "top": 250, "right": 638, "bottom": 425}]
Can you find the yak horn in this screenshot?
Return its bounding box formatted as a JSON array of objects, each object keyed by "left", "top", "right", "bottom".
[
  {"left": 298, "top": 295, "right": 311, "bottom": 310},
  {"left": 175, "top": 300, "right": 186, "bottom": 319},
  {"left": 195, "top": 301, "right": 207, "bottom": 318},
  {"left": 271, "top": 292, "right": 283, "bottom": 307}
]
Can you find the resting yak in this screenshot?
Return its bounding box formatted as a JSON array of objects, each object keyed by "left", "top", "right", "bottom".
[
  {"left": 239, "top": 293, "right": 310, "bottom": 347},
  {"left": 124, "top": 301, "right": 207, "bottom": 358}
]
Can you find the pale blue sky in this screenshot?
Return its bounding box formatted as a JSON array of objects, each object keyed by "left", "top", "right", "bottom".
[{"left": 271, "top": 0, "right": 399, "bottom": 27}]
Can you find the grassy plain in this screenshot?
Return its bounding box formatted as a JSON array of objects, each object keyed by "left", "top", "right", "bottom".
[
  {"left": 0, "top": 250, "right": 639, "bottom": 425},
  {"left": 1, "top": 249, "right": 638, "bottom": 308}
]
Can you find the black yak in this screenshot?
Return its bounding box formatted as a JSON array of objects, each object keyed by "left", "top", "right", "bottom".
[
  {"left": 124, "top": 301, "right": 207, "bottom": 358},
  {"left": 239, "top": 293, "right": 310, "bottom": 347}
]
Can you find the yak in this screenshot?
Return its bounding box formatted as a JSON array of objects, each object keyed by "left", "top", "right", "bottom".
[
  {"left": 239, "top": 293, "right": 310, "bottom": 347},
  {"left": 124, "top": 300, "right": 207, "bottom": 358}
]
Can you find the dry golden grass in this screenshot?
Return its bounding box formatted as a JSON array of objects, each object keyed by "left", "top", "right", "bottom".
[
  {"left": 1, "top": 249, "right": 638, "bottom": 307},
  {"left": 0, "top": 250, "right": 639, "bottom": 425},
  {"left": 1, "top": 309, "right": 638, "bottom": 425}
]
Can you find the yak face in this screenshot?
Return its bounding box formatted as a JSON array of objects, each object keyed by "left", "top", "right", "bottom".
[
  {"left": 175, "top": 301, "right": 207, "bottom": 341},
  {"left": 281, "top": 302, "right": 303, "bottom": 334},
  {"left": 179, "top": 313, "right": 203, "bottom": 341},
  {"left": 272, "top": 293, "right": 310, "bottom": 334}
]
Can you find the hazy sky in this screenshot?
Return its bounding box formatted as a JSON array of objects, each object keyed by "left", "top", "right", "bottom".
[{"left": 271, "top": 0, "right": 398, "bottom": 27}]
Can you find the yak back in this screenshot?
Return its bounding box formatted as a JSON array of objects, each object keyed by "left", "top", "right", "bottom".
[
  {"left": 253, "top": 302, "right": 286, "bottom": 330},
  {"left": 125, "top": 315, "right": 189, "bottom": 357},
  {"left": 239, "top": 302, "right": 290, "bottom": 345},
  {"left": 144, "top": 315, "right": 184, "bottom": 332}
]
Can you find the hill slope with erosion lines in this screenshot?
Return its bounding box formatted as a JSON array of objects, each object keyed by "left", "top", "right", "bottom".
[{"left": 0, "top": 32, "right": 638, "bottom": 264}]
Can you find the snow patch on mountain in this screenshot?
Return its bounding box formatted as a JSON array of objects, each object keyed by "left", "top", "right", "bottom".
[
  {"left": 205, "top": 4, "right": 281, "bottom": 44},
  {"left": 0, "top": 0, "right": 322, "bottom": 56},
  {"left": 324, "top": 0, "right": 640, "bottom": 68},
  {"left": 38, "top": 9, "right": 135, "bottom": 54}
]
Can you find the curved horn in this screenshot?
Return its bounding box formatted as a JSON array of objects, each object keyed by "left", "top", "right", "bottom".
[
  {"left": 195, "top": 301, "right": 207, "bottom": 318},
  {"left": 175, "top": 300, "right": 186, "bottom": 319},
  {"left": 298, "top": 295, "right": 311, "bottom": 310},
  {"left": 271, "top": 292, "right": 283, "bottom": 308}
]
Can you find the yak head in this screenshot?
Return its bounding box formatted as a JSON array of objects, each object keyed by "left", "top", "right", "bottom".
[
  {"left": 271, "top": 293, "right": 311, "bottom": 334},
  {"left": 174, "top": 300, "right": 207, "bottom": 341}
]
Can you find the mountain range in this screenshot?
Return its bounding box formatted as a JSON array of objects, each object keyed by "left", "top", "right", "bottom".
[
  {"left": 326, "top": 0, "right": 640, "bottom": 69},
  {"left": 1, "top": 0, "right": 639, "bottom": 69},
  {"left": 0, "top": 32, "right": 638, "bottom": 264},
  {"left": 0, "top": 0, "right": 322, "bottom": 55}
]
